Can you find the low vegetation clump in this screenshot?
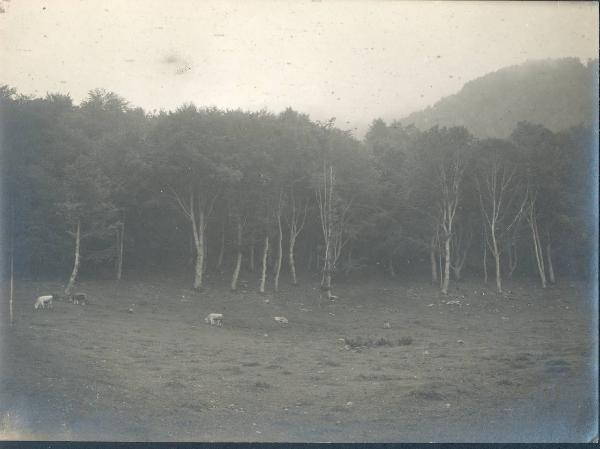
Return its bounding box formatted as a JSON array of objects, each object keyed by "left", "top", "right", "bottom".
[
  {"left": 343, "top": 336, "right": 413, "bottom": 349},
  {"left": 397, "top": 337, "right": 414, "bottom": 346}
]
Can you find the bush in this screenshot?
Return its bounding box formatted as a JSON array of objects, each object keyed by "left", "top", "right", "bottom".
[{"left": 343, "top": 336, "right": 414, "bottom": 348}]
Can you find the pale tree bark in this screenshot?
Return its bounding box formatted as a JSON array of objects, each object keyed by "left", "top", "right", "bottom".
[
  {"left": 216, "top": 219, "right": 225, "bottom": 271},
  {"left": 430, "top": 235, "right": 438, "bottom": 284},
  {"left": 259, "top": 234, "right": 269, "bottom": 293},
  {"left": 546, "top": 240, "right": 555, "bottom": 284},
  {"left": 231, "top": 219, "right": 243, "bottom": 291},
  {"left": 438, "top": 158, "right": 464, "bottom": 295},
  {"left": 482, "top": 224, "right": 488, "bottom": 283},
  {"left": 442, "top": 234, "right": 452, "bottom": 294},
  {"left": 287, "top": 189, "right": 307, "bottom": 286},
  {"left": 273, "top": 193, "right": 284, "bottom": 292},
  {"left": 317, "top": 165, "right": 334, "bottom": 300},
  {"left": 526, "top": 193, "right": 547, "bottom": 288},
  {"left": 477, "top": 160, "right": 527, "bottom": 294},
  {"left": 115, "top": 221, "right": 125, "bottom": 281},
  {"left": 202, "top": 233, "right": 208, "bottom": 275},
  {"left": 507, "top": 239, "right": 518, "bottom": 280},
  {"left": 65, "top": 220, "right": 81, "bottom": 296},
  {"left": 249, "top": 240, "right": 255, "bottom": 272},
  {"left": 437, "top": 233, "right": 443, "bottom": 289},
  {"left": 289, "top": 233, "right": 299, "bottom": 284},
  {"left": 491, "top": 227, "right": 502, "bottom": 294},
  {"left": 317, "top": 163, "right": 346, "bottom": 301},
  {"left": 168, "top": 186, "right": 217, "bottom": 290},
  {"left": 190, "top": 192, "right": 205, "bottom": 290}
]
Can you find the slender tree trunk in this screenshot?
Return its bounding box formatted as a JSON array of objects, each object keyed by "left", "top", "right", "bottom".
[
  {"left": 65, "top": 220, "right": 81, "bottom": 296},
  {"left": 202, "top": 232, "right": 208, "bottom": 275},
  {"left": 437, "top": 236, "right": 443, "bottom": 289},
  {"left": 319, "top": 165, "right": 336, "bottom": 300},
  {"left": 441, "top": 235, "right": 451, "bottom": 294},
  {"left": 274, "top": 211, "right": 283, "bottom": 291},
  {"left": 491, "top": 229, "right": 502, "bottom": 293},
  {"left": 529, "top": 214, "right": 547, "bottom": 289},
  {"left": 259, "top": 234, "right": 269, "bottom": 293},
  {"left": 289, "top": 232, "right": 298, "bottom": 285},
  {"left": 430, "top": 236, "right": 438, "bottom": 284},
  {"left": 187, "top": 232, "right": 194, "bottom": 266},
  {"left": 494, "top": 250, "right": 502, "bottom": 293},
  {"left": 507, "top": 241, "right": 518, "bottom": 280},
  {"left": 116, "top": 221, "right": 124, "bottom": 281},
  {"left": 323, "top": 271, "right": 332, "bottom": 298},
  {"left": 321, "top": 238, "right": 333, "bottom": 301},
  {"left": 216, "top": 220, "right": 225, "bottom": 270},
  {"left": 191, "top": 203, "right": 205, "bottom": 290},
  {"left": 546, "top": 242, "right": 555, "bottom": 284},
  {"left": 483, "top": 225, "right": 488, "bottom": 283},
  {"left": 231, "top": 220, "right": 242, "bottom": 291}
]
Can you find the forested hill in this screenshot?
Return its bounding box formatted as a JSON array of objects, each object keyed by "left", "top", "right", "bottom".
[{"left": 400, "top": 58, "right": 598, "bottom": 138}]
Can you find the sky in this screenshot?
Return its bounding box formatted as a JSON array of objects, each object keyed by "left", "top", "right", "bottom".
[{"left": 0, "top": 0, "right": 598, "bottom": 137}]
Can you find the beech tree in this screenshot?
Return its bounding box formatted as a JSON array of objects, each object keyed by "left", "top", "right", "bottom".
[
  {"left": 151, "top": 106, "right": 238, "bottom": 290},
  {"left": 2, "top": 85, "right": 595, "bottom": 298},
  {"left": 474, "top": 139, "right": 528, "bottom": 293},
  {"left": 512, "top": 122, "right": 571, "bottom": 286},
  {"left": 403, "top": 127, "right": 473, "bottom": 294}
]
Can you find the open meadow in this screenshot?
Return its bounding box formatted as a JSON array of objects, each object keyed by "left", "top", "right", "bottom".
[{"left": 1, "top": 275, "right": 596, "bottom": 442}]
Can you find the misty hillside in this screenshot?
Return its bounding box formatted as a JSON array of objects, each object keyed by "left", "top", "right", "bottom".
[{"left": 401, "top": 58, "right": 598, "bottom": 138}]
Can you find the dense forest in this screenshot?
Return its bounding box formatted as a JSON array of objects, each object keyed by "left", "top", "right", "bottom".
[
  {"left": 401, "top": 58, "right": 598, "bottom": 138},
  {"left": 0, "top": 83, "right": 596, "bottom": 298}
]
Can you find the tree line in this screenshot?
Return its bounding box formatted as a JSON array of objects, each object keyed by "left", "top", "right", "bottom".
[{"left": 0, "top": 86, "right": 595, "bottom": 297}]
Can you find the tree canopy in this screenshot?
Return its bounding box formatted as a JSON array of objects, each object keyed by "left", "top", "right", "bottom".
[{"left": 1, "top": 86, "right": 595, "bottom": 294}]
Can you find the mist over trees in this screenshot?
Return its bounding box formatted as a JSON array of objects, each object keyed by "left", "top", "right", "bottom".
[
  {"left": 400, "top": 58, "right": 598, "bottom": 138},
  {"left": 0, "top": 84, "right": 596, "bottom": 296}
]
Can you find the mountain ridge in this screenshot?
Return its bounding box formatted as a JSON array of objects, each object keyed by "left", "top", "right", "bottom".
[{"left": 399, "top": 58, "right": 598, "bottom": 138}]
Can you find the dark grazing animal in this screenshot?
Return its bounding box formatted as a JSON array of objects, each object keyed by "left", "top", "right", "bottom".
[{"left": 70, "top": 293, "right": 87, "bottom": 305}]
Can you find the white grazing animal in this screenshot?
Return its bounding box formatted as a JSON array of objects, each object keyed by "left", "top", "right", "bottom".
[
  {"left": 205, "top": 313, "right": 223, "bottom": 326},
  {"left": 34, "top": 295, "right": 54, "bottom": 310}
]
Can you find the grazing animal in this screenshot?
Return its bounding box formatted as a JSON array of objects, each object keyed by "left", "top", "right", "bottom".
[
  {"left": 70, "top": 293, "right": 87, "bottom": 305},
  {"left": 205, "top": 313, "right": 223, "bottom": 326},
  {"left": 34, "top": 294, "right": 56, "bottom": 310}
]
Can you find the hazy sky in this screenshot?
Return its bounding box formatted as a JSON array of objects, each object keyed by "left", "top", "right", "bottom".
[{"left": 1, "top": 0, "right": 598, "bottom": 136}]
